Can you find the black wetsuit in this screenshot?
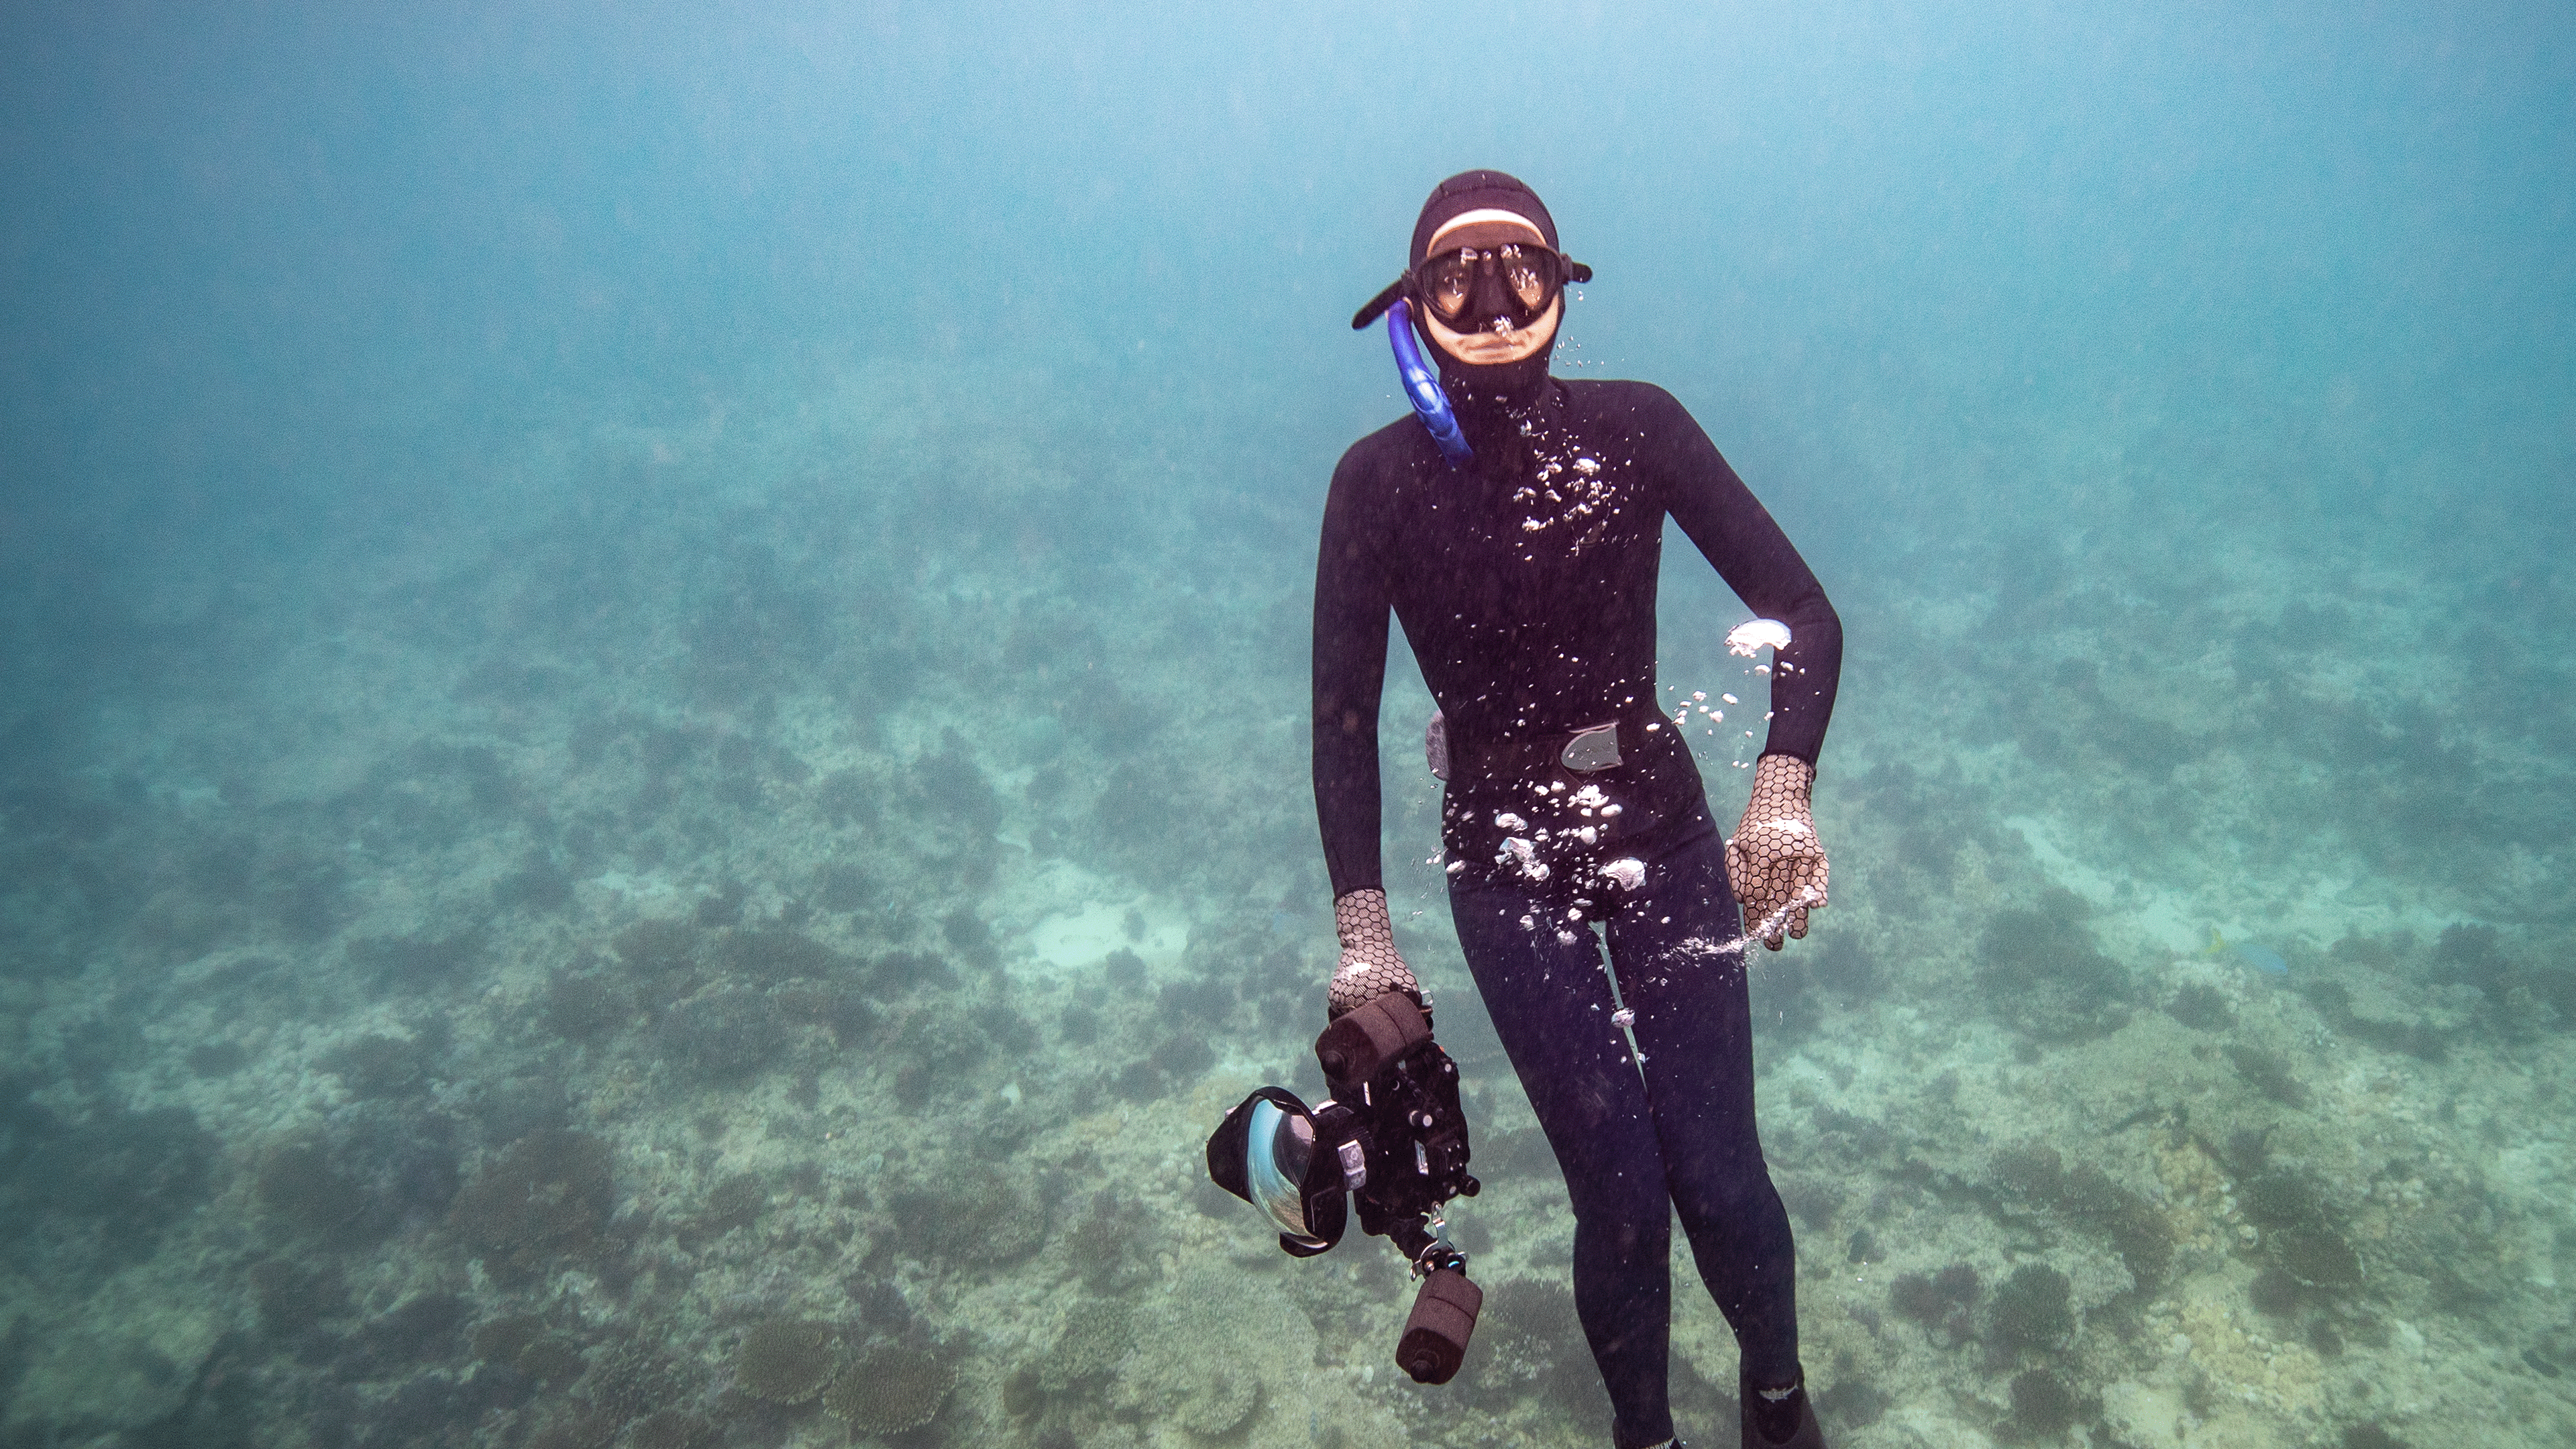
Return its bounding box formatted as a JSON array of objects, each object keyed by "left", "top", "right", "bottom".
[{"left": 1311, "top": 371, "right": 1840, "bottom": 1448}]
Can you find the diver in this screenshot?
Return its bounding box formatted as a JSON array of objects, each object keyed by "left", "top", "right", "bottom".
[{"left": 1313, "top": 171, "right": 1841, "bottom": 1449}]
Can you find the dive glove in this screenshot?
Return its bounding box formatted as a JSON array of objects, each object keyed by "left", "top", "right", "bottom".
[
  {"left": 1328, "top": 888, "right": 1421, "bottom": 1018},
  {"left": 1725, "top": 754, "right": 1829, "bottom": 950}
]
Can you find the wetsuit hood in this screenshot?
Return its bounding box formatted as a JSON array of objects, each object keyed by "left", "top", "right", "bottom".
[
  {"left": 1411, "top": 170, "right": 1562, "bottom": 409},
  {"left": 1411, "top": 170, "right": 1561, "bottom": 265}
]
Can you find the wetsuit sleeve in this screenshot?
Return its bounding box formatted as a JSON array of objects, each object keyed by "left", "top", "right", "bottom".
[
  {"left": 1312, "top": 445, "right": 1393, "bottom": 896},
  {"left": 1649, "top": 387, "right": 1843, "bottom": 765}
]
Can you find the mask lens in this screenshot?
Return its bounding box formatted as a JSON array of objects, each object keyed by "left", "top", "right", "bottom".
[
  {"left": 1422, "top": 252, "right": 1476, "bottom": 322},
  {"left": 1501, "top": 246, "right": 1551, "bottom": 311},
  {"left": 1415, "top": 245, "right": 1565, "bottom": 331}
]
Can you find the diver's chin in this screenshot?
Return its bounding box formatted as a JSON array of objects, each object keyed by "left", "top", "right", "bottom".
[
  {"left": 1448, "top": 335, "right": 1543, "bottom": 364},
  {"left": 1425, "top": 301, "right": 1560, "bottom": 368}
]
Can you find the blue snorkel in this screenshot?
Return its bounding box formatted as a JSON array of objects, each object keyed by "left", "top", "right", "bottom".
[{"left": 1385, "top": 299, "right": 1472, "bottom": 468}]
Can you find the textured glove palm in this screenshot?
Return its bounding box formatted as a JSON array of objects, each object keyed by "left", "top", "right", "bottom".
[
  {"left": 1725, "top": 754, "right": 1829, "bottom": 950},
  {"left": 1328, "top": 888, "right": 1421, "bottom": 1018}
]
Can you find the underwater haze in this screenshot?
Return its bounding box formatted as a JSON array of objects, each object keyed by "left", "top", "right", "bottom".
[{"left": 3, "top": 1, "right": 2572, "bottom": 1446}]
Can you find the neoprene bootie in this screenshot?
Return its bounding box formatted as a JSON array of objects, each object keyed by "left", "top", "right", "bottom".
[{"left": 1741, "top": 1373, "right": 1827, "bottom": 1448}]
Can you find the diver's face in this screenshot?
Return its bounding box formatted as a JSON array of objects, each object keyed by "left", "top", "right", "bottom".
[{"left": 1424, "top": 294, "right": 1560, "bottom": 366}]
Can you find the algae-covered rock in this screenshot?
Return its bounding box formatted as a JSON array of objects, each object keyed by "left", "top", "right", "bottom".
[
  {"left": 2270, "top": 1224, "right": 2363, "bottom": 1290},
  {"left": 1976, "top": 892, "right": 2133, "bottom": 1041},
  {"left": 4, "top": 1093, "right": 219, "bottom": 1281},
  {"left": 4, "top": 1271, "right": 222, "bottom": 1434}
]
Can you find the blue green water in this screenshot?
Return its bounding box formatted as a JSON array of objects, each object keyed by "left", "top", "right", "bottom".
[{"left": 2, "top": 3, "right": 2570, "bottom": 1446}]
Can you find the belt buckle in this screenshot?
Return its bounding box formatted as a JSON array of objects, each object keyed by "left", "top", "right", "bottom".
[{"left": 1559, "top": 722, "right": 1621, "bottom": 773}]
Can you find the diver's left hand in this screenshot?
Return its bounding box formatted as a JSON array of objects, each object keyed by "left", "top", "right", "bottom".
[
  {"left": 1725, "top": 753, "right": 1829, "bottom": 950},
  {"left": 1327, "top": 888, "right": 1421, "bottom": 1018}
]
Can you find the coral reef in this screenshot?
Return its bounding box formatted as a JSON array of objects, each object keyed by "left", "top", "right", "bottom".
[
  {"left": 1465, "top": 1277, "right": 1601, "bottom": 1415},
  {"left": 1065, "top": 1188, "right": 1148, "bottom": 1288},
  {"left": 1990, "top": 1144, "right": 2174, "bottom": 1289},
  {"left": 250, "top": 1257, "right": 349, "bottom": 1334},
  {"left": 1107, "top": 1263, "right": 1323, "bottom": 1441},
  {"left": 543, "top": 969, "right": 635, "bottom": 1040},
  {"left": 623, "top": 1409, "right": 720, "bottom": 1449},
  {"left": 1171, "top": 1372, "right": 1260, "bottom": 1438},
  {"left": 321, "top": 1028, "right": 442, "bottom": 1098},
  {"left": 612, "top": 918, "right": 705, "bottom": 988},
  {"left": 575, "top": 1336, "right": 689, "bottom": 1430},
  {"left": 1989, "top": 1264, "right": 2076, "bottom": 1354},
  {"left": 1890, "top": 1263, "right": 1982, "bottom": 1345},
  {"left": 1, "top": 1087, "right": 217, "bottom": 1283},
  {"left": 720, "top": 926, "right": 853, "bottom": 984},
  {"left": 822, "top": 1342, "right": 955, "bottom": 1434},
  {"left": 2222, "top": 1042, "right": 2309, "bottom": 1109},
  {"left": 518, "top": 1333, "right": 588, "bottom": 1385},
  {"left": 1974, "top": 890, "right": 2133, "bottom": 1041},
  {"left": 346, "top": 926, "right": 486, "bottom": 991},
  {"left": 2271, "top": 1224, "right": 2364, "bottom": 1291},
  {"left": 655, "top": 983, "right": 794, "bottom": 1083},
  {"left": 1980, "top": 892, "right": 2134, "bottom": 1032},
  {"left": 2164, "top": 980, "right": 2235, "bottom": 1030},
  {"left": 1040, "top": 1299, "right": 1133, "bottom": 1393},
  {"left": 2008, "top": 1368, "right": 2082, "bottom": 1436},
  {"left": 889, "top": 1163, "right": 1048, "bottom": 1265},
  {"left": 443, "top": 1128, "right": 616, "bottom": 1285},
  {"left": 256, "top": 1138, "right": 388, "bottom": 1247},
  {"left": 468, "top": 1313, "right": 544, "bottom": 1366},
  {"left": 352, "top": 1291, "right": 470, "bottom": 1373},
  {"left": 5, "top": 235, "right": 2571, "bottom": 1449},
  {"left": 733, "top": 1319, "right": 836, "bottom": 1403},
  {"left": 695, "top": 1171, "right": 768, "bottom": 1234}
]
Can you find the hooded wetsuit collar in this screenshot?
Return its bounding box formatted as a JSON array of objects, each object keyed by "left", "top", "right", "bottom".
[{"left": 1439, "top": 343, "right": 1559, "bottom": 434}]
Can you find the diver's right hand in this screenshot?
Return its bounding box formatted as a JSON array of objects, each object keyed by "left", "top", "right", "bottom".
[{"left": 1327, "top": 888, "right": 1422, "bottom": 1019}]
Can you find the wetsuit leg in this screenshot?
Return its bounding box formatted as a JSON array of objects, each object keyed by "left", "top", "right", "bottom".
[
  {"left": 1601, "top": 830, "right": 1801, "bottom": 1386},
  {"left": 1450, "top": 873, "right": 1680, "bottom": 1448}
]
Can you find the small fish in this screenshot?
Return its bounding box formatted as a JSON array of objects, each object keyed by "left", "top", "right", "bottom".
[{"left": 2208, "top": 928, "right": 2288, "bottom": 976}]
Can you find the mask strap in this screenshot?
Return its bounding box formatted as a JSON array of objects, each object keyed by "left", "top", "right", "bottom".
[{"left": 1350, "top": 276, "right": 1408, "bottom": 331}]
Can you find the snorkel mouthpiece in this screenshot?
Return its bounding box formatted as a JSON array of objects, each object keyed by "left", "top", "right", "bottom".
[{"left": 1387, "top": 299, "right": 1473, "bottom": 468}]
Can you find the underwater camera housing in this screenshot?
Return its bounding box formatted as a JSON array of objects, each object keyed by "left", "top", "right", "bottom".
[{"left": 1205, "top": 992, "right": 1484, "bottom": 1385}]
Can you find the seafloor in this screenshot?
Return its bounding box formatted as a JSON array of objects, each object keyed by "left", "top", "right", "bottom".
[{"left": 1, "top": 358, "right": 2569, "bottom": 1449}]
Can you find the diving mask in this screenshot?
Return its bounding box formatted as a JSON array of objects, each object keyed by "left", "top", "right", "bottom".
[
  {"left": 1419, "top": 243, "right": 1577, "bottom": 332},
  {"left": 1351, "top": 245, "right": 1591, "bottom": 333}
]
